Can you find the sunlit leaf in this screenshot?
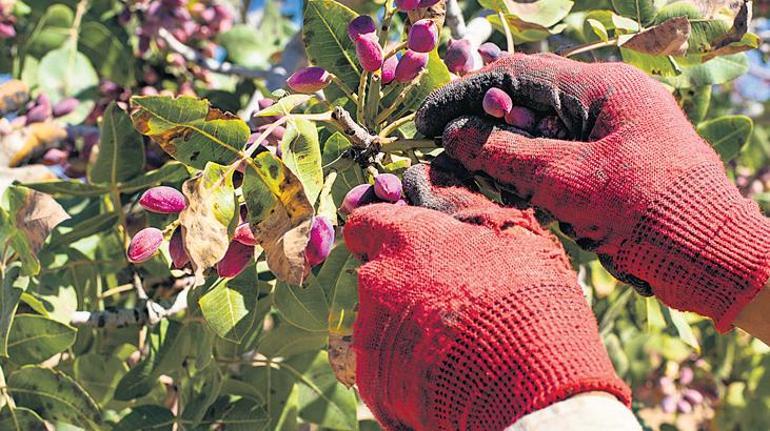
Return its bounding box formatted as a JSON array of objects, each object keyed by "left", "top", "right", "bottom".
[
  {"left": 178, "top": 162, "right": 238, "bottom": 282},
  {"left": 0, "top": 264, "right": 29, "bottom": 357},
  {"left": 273, "top": 278, "right": 329, "bottom": 332},
  {"left": 281, "top": 118, "right": 323, "bottom": 205},
  {"left": 243, "top": 151, "right": 314, "bottom": 285},
  {"left": 130, "top": 96, "right": 250, "bottom": 170},
  {"left": 199, "top": 276, "right": 269, "bottom": 343},
  {"left": 38, "top": 44, "right": 98, "bottom": 103}
]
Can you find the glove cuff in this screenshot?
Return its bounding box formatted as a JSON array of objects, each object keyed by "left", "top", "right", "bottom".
[{"left": 617, "top": 163, "right": 770, "bottom": 332}]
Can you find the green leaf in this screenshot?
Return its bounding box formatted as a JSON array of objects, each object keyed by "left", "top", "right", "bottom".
[
  {"left": 178, "top": 162, "right": 238, "bottom": 279},
  {"left": 273, "top": 278, "right": 329, "bottom": 332},
  {"left": 23, "top": 180, "right": 109, "bottom": 197},
  {"left": 611, "top": 0, "right": 656, "bottom": 25},
  {"left": 130, "top": 96, "right": 250, "bottom": 170},
  {"left": 317, "top": 243, "right": 359, "bottom": 335},
  {"left": 113, "top": 405, "right": 174, "bottom": 431},
  {"left": 7, "top": 314, "right": 76, "bottom": 365},
  {"left": 242, "top": 151, "right": 315, "bottom": 285},
  {"left": 488, "top": 14, "right": 568, "bottom": 43},
  {"left": 679, "top": 85, "right": 711, "bottom": 124},
  {"left": 180, "top": 365, "right": 223, "bottom": 426},
  {"left": 78, "top": 21, "right": 135, "bottom": 87},
  {"left": 8, "top": 366, "right": 101, "bottom": 429},
  {"left": 73, "top": 353, "right": 128, "bottom": 406},
  {"left": 218, "top": 398, "right": 270, "bottom": 431},
  {"left": 665, "top": 53, "right": 749, "bottom": 87},
  {"left": 38, "top": 44, "right": 99, "bottom": 102},
  {"left": 242, "top": 364, "right": 299, "bottom": 431},
  {"left": 0, "top": 264, "right": 29, "bottom": 357},
  {"left": 219, "top": 5, "right": 294, "bottom": 70},
  {"left": 281, "top": 118, "right": 323, "bottom": 205},
  {"left": 697, "top": 115, "right": 753, "bottom": 162},
  {"left": 0, "top": 406, "right": 47, "bottom": 431},
  {"left": 666, "top": 307, "right": 700, "bottom": 352},
  {"left": 88, "top": 102, "right": 145, "bottom": 184},
  {"left": 586, "top": 18, "right": 609, "bottom": 41},
  {"left": 317, "top": 171, "right": 338, "bottom": 225},
  {"left": 117, "top": 162, "right": 189, "bottom": 193},
  {"left": 303, "top": 0, "right": 360, "bottom": 96},
  {"left": 24, "top": 5, "right": 74, "bottom": 58},
  {"left": 619, "top": 47, "right": 678, "bottom": 77},
  {"left": 114, "top": 320, "right": 177, "bottom": 401},
  {"left": 47, "top": 212, "right": 118, "bottom": 250},
  {"left": 255, "top": 95, "right": 312, "bottom": 118},
  {"left": 199, "top": 277, "right": 268, "bottom": 343},
  {"left": 480, "top": 0, "right": 574, "bottom": 27},
  {"left": 258, "top": 321, "right": 327, "bottom": 358},
  {"left": 288, "top": 351, "right": 358, "bottom": 431}
]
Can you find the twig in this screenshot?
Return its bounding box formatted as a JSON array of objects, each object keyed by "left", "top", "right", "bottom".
[
  {"left": 70, "top": 279, "right": 194, "bottom": 328},
  {"left": 376, "top": 82, "right": 418, "bottom": 124},
  {"left": 158, "top": 28, "right": 281, "bottom": 81},
  {"left": 445, "top": 0, "right": 467, "bottom": 39},
  {"left": 380, "top": 138, "right": 436, "bottom": 152},
  {"left": 356, "top": 72, "right": 368, "bottom": 125},
  {"left": 498, "top": 11, "right": 515, "bottom": 53},
  {"left": 383, "top": 41, "right": 407, "bottom": 60},
  {"left": 558, "top": 38, "right": 619, "bottom": 57},
  {"left": 330, "top": 107, "right": 381, "bottom": 149},
  {"left": 379, "top": 112, "right": 415, "bottom": 138}
]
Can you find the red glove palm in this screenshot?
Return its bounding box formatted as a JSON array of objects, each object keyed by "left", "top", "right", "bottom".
[
  {"left": 416, "top": 53, "right": 770, "bottom": 332},
  {"left": 344, "top": 162, "right": 630, "bottom": 430}
]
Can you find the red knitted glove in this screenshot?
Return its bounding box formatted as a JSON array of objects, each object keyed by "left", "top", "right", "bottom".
[
  {"left": 344, "top": 160, "right": 630, "bottom": 430},
  {"left": 416, "top": 53, "right": 770, "bottom": 332}
]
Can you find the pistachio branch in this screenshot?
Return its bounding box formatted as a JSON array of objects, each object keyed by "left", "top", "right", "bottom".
[
  {"left": 158, "top": 28, "right": 282, "bottom": 81},
  {"left": 70, "top": 277, "right": 194, "bottom": 328},
  {"left": 330, "top": 106, "right": 383, "bottom": 149},
  {"left": 445, "top": 0, "right": 467, "bottom": 39}
]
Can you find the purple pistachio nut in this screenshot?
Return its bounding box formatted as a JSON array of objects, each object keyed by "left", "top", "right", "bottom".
[
  {"left": 678, "top": 367, "right": 693, "bottom": 385},
  {"left": 258, "top": 98, "right": 275, "bottom": 110},
  {"left": 52, "top": 98, "right": 80, "bottom": 117},
  {"left": 139, "top": 186, "right": 187, "bottom": 214},
  {"left": 676, "top": 399, "right": 693, "bottom": 414},
  {"left": 381, "top": 54, "right": 398, "bottom": 85},
  {"left": 504, "top": 106, "right": 536, "bottom": 130},
  {"left": 25, "top": 103, "right": 51, "bottom": 124},
  {"left": 127, "top": 227, "right": 164, "bottom": 263},
  {"left": 444, "top": 38, "right": 475, "bottom": 76},
  {"left": 287, "top": 67, "right": 332, "bottom": 93},
  {"left": 305, "top": 216, "right": 335, "bottom": 267},
  {"left": 395, "top": 0, "right": 419, "bottom": 11},
  {"left": 536, "top": 115, "right": 569, "bottom": 139},
  {"left": 340, "top": 184, "right": 377, "bottom": 215},
  {"left": 41, "top": 148, "right": 69, "bottom": 166},
  {"left": 483, "top": 88, "right": 513, "bottom": 119},
  {"left": 682, "top": 389, "right": 704, "bottom": 405},
  {"left": 373, "top": 173, "right": 402, "bottom": 202},
  {"left": 169, "top": 227, "right": 190, "bottom": 269},
  {"left": 394, "top": 50, "right": 428, "bottom": 83},
  {"left": 355, "top": 34, "right": 384, "bottom": 72},
  {"left": 348, "top": 15, "right": 377, "bottom": 42},
  {"left": 0, "top": 22, "right": 16, "bottom": 39},
  {"left": 660, "top": 395, "right": 677, "bottom": 414},
  {"left": 217, "top": 241, "right": 255, "bottom": 278},
  {"left": 418, "top": 0, "right": 440, "bottom": 6},
  {"left": 233, "top": 222, "right": 257, "bottom": 246},
  {"left": 408, "top": 19, "right": 438, "bottom": 53},
  {"left": 478, "top": 42, "right": 502, "bottom": 65}
]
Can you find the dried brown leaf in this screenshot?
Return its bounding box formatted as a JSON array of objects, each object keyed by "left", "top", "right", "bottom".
[
  {"left": 328, "top": 333, "right": 356, "bottom": 388},
  {"left": 13, "top": 188, "right": 70, "bottom": 253},
  {"left": 622, "top": 16, "right": 691, "bottom": 56},
  {"left": 0, "top": 80, "right": 29, "bottom": 116}
]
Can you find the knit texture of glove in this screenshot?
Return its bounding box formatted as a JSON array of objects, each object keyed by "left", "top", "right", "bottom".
[
  {"left": 416, "top": 53, "right": 770, "bottom": 332},
  {"left": 344, "top": 162, "right": 631, "bottom": 430}
]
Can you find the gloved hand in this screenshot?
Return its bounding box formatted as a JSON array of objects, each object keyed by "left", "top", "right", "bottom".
[
  {"left": 416, "top": 53, "right": 770, "bottom": 332},
  {"left": 344, "top": 159, "right": 630, "bottom": 430}
]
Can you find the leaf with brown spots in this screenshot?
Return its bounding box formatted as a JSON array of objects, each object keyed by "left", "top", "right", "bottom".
[
  {"left": 178, "top": 162, "right": 238, "bottom": 284},
  {"left": 130, "top": 96, "right": 250, "bottom": 170},
  {"left": 6, "top": 186, "right": 69, "bottom": 275},
  {"left": 242, "top": 152, "right": 314, "bottom": 285},
  {"left": 328, "top": 333, "right": 356, "bottom": 388},
  {"left": 621, "top": 16, "right": 691, "bottom": 56}
]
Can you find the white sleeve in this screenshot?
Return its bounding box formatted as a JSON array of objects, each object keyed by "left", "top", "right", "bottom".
[{"left": 505, "top": 392, "right": 642, "bottom": 431}]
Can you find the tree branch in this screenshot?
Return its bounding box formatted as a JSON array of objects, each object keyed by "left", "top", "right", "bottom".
[
  {"left": 445, "top": 0, "right": 467, "bottom": 39},
  {"left": 70, "top": 277, "right": 194, "bottom": 328},
  {"left": 157, "top": 28, "right": 282, "bottom": 81}
]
